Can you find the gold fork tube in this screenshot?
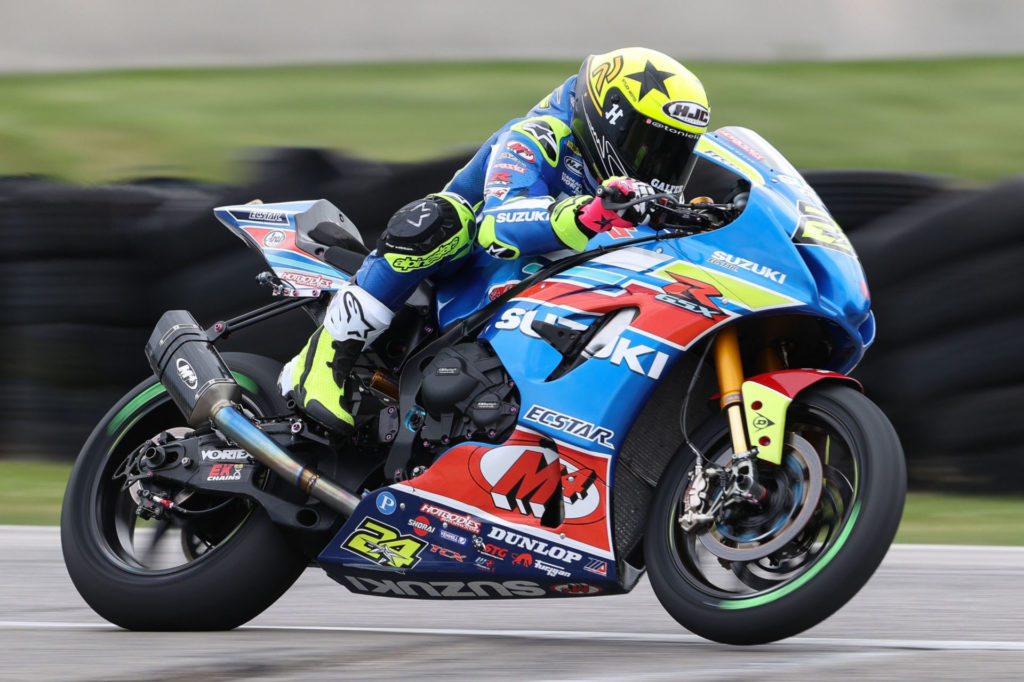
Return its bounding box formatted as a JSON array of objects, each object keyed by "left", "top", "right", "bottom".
[{"left": 714, "top": 327, "right": 749, "bottom": 455}]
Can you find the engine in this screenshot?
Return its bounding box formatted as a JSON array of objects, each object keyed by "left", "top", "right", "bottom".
[{"left": 416, "top": 343, "right": 519, "bottom": 447}]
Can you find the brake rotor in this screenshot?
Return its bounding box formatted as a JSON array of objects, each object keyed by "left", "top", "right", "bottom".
[{"left": 697, "top": 433, "right": 823, "bottom": 561}]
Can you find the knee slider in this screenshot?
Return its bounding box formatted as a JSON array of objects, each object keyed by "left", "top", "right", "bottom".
[{"left": 379, "top": 193, "right": 476, "bottom": 272}]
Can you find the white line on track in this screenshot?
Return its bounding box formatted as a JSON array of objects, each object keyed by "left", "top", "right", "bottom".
[{"left": 2, "top": 620, "right": 1022, "bottom": 651}]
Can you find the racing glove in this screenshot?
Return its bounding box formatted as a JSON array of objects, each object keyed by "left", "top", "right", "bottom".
[{"left": 554, "top": 177, "right": 657, "bottom": 234}]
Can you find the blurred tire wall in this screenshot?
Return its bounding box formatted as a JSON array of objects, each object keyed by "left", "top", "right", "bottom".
[{"left": 1, "top": 153, "right": 1015, "bottom": 491}]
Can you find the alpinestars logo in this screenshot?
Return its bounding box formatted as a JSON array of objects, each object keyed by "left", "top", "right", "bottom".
[
  {"left": 517, "top": 120, "right": 557, "bottom": 161},
  {"left": 485, "top": 242, "right": 518, "bottom": 260}
]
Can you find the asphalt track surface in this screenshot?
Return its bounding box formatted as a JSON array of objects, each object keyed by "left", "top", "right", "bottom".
[{"left": 2, "top": 526, "right": 1022, "bottom": 681}]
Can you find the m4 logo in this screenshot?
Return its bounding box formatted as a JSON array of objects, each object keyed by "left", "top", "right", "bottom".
[
  {"left": 342, "top": 518, "right": 426, "bottom": 569},
  {"left": 478, "top": 446, "right": 599, "bottom": 521}
]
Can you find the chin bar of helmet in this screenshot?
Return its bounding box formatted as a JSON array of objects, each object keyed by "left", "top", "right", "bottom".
[{"left": 210, "top": 402, "right": 361, "bottom": 516}]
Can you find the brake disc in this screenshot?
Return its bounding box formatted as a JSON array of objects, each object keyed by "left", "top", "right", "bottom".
[{"left": 698, "top": 433, "right": 823, "bottom": 561}]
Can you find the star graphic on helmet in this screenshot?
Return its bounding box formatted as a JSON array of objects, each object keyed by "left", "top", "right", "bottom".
[{"left": 626, "top": 61, "right": 675, "bottom": 100}]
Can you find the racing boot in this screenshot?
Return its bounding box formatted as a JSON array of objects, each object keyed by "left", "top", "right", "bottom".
[{"left": 279, "top": 282, "right": 394, "bottom": 435}]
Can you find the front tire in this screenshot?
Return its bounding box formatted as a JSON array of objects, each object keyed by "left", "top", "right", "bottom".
[
  {"left": 61, "top": 353, "right": 310, "bottom": 630},
  {"left": 645, "top": 383, "right": 906, "bottom": 645}
]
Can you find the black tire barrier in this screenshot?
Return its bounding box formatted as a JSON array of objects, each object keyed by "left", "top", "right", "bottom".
[
  {"left": 0, "top": 184, "right": 165, "bottom": 260},
  {"left": 1, "top": 258, "right": 155, "bottom": 326},
  {"left": 0, "top": 156, "right": 1020, "bottom": 493},
  {"left": 867, "top": 240, "right": 1024, "bottom": 347},
  {"left": 849, "top": 177, "right": 1024, "bottom": 290},
  {"left": 0, "top": 323, "right": 151, "bottom": 388},
  {"left": 801, "top": 169, "right": 953, "bottom": 233}
]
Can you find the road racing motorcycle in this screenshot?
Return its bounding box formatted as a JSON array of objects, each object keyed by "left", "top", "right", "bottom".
[{"left": 61, "top": 127, "right": 906, "bottom": 645}]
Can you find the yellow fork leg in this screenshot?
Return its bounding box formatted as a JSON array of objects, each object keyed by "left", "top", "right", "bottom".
[{"left": 714, "top": 326, "right": 749, "bottom": 455}]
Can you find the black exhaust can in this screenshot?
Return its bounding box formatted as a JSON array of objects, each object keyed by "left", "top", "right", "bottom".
[{"left": 145, "top": 310, "right": 240, "bottom": 426}]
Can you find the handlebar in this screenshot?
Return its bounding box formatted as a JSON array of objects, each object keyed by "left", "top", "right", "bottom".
[{"left": 595, "top": 187, "right": 738, "bottom": 234}]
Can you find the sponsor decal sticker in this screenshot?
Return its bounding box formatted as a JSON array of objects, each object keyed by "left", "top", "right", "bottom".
[
  {"left": 494, "top": 209, "right": 549, "bottom": 224},
  {"left": 487, "top": 280, "right": 520, "bottom": 301},
  {"left": 505, "top": 141, "right": 536, "bottom": 164},
  {"left": 523, "top": 405, "right": 615, "bottom": 449},
  {"left": 512, "top": 552, "right": 534, "bottom": 567},
  {"left": 376, "top": 491, "right": 397, "bottom": 515},
  {"left": 206, "top": 463, "right": 244, "bottom": 481},
  {"left": 584, "top": 558, "right": 609, "bottom": 576},
  {"left": 717, "top": 129, "right": 765, "bottom": 161},
  {"left": 344, "top": 576, "right": 545, "bottom": 597},
  {"left": 565, "top": 156, "right": 584, "bottom": 176},
  {"left": 174, "top": 357, "right": 199, "bottom": 390},
  {"left": 492, "top": 162, "right": 527, "bottom": 174},
  {"left": 262, "top": 230, "right": 286, "bottom": 247},
  {"left": 551, "top": 582, "right": 603, "bottom": 595},
  {"left": 439, "top": 529, "right": 469, "bottom": 546},
  {"left": 487, "top": 527, "right": 584, "bottom": 563},
  {"left": 472, "top": 535, "right": 509, "bottom": 560},
  {"left": 495, "top": 307, "right": 669, "bottom": 380},
  {"left": 429, "top": 544, "right": 466, "bottom": 562},
  {"left": 200, "top": 448, "right": 249, "bottom": 461},
  {"left": 342, "top": 518, "right": 427, "bottom": 570},
  {"left": 248, "top": 209, "right": 287, "bottom": 223},
  {"left": 419, "top": 503, "right": 481, "bottom": 534},
  {"left": 279, "top": 271, "right": 334, "bottom": 290},
  {"left": 651, "top": 178, "right": 684, "bottom": 194},
  {"left": 534, "top": 559, "right": 572, "bottom": 578},
  {"left": 707, "top": 250, "right": 786, "bottom": 284},
  {"left": 408, "top": 515, "right": 436, "bottom": 537},
  {"left": 488, "top": 171, "right": 513, "bottom": 185},
  {"left": 661, "top": 100, "right": 709, "bottom": 128},
  {"left": 654, "top": 273, "right": 726, "bottom": 319}
]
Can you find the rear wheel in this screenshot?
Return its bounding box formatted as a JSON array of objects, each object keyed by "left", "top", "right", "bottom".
[
  {"left": 645, "top": 383, "right": 906, "bottom": 645},
  {"left": 61, "top": 353, "right": 310, "bottom": 630}
]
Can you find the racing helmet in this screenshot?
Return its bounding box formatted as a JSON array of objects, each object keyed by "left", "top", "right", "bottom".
[{"left": 571, "top": 47, "right": 709, "bottom": 195}]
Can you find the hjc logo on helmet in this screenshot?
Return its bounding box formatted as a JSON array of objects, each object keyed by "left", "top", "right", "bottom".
[{"left": 662, "top": 100, "right": 710, "bottom": 128}]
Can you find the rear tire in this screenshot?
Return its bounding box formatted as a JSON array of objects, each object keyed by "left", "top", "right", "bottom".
[
  {"left": 645, "top": 383, "right": 905, "bottom": 645},
  {"left": 61, "top": 353, "right": 310, "bottom": 630}
]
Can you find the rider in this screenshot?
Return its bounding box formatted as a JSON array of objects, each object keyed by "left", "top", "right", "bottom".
[{"left": 280, "top": 46, "right": 711, "bottom": 434}]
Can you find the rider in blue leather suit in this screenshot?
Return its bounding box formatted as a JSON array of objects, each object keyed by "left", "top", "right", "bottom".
[{"left": 281, "top": 47, "right": 712, "bottom": 435}]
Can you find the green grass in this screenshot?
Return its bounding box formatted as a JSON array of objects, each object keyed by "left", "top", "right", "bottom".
[
  {"left": 0, "top": 461, "right": 72, "bottom": 526},
  {"left": 2, "top": 461, "right": 1022, "bottom": 545},
  {"left": 1, "top": 57, "right": 1022, "bottom": 183}
]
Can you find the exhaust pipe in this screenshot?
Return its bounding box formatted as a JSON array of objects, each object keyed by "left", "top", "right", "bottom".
[
  {"left": 210, "top": 403, "right": 360, "bottom": 516},
  {"left": 145, "top": 310, "right": 361, "bottom": 517}
]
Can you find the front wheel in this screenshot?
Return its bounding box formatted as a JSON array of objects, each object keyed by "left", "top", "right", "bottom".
[
  {"left": 645, "top": 383, "right": 906, "bottom": 645},
  {"left": 61, "top": 353, "right": 310, "bottom": 630}
]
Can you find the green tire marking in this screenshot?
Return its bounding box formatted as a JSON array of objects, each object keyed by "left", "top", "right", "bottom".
[
  {"left": 718, "top": 501, "right": 860, "bottom": 610},
  {"left": 106, "top": 383, "right": 166, "bottom": 436},
  {"left": 105, "top": 372, "right": 259, "bottom": 436},
  {"left": 231, "top": 371, "right": 259, "bottom": 396}
]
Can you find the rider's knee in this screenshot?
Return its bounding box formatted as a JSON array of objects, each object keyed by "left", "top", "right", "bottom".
[{"left": 377, "top": 193, "right": 476, "bottom": 274}]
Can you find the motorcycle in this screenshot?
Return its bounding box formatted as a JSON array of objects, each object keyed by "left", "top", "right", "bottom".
[{"left": 61, "top": 126, "right": 905, "bottom": 645}]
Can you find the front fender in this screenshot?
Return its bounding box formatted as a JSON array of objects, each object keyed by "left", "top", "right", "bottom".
[{"left": 742, "top": 369, "right": 861, "bottom": 464}]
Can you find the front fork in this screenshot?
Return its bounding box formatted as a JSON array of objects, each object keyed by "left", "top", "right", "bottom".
[
  {"left": 714, "top": 326, "right": 749, "bottom": 458},
  {"left": 679, "top": 328, "right": 767, "bottom": 531}
]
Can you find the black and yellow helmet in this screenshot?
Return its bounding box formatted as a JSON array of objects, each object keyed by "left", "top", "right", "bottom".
[{"left": 571, "top": 47, "right": 709, "bottom": 195}]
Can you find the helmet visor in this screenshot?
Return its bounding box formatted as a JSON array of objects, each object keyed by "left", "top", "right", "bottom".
[{"left": 614, "top": 116, "right": 700, "bottom": 193}]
